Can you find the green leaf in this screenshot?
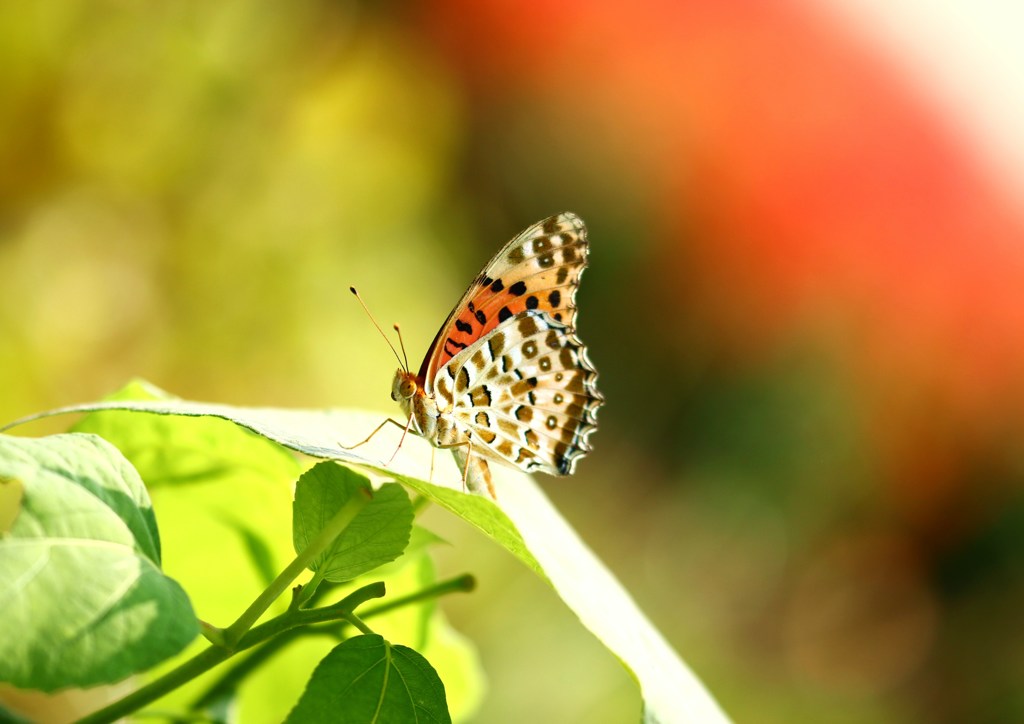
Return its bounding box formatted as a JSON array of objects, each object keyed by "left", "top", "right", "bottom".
[
  {"left": 293, "top": 462, "right": 413, "bottom": 582},
  {"left": 0, "top": 473, "right": 24, "bottom": 533},
  {"left": 70, "top": 380, "right": 301, "bottom": 490},
  {"left": 1, "top": 430, "right": 161, "bottom": 562},
  {"left": 0, "top": 433, "right": 198, "bottom": 691},
  {"left": 57, "top": 384, "right": 309, "bottom": 721},
  {"left": 69, "top": 380, "right": 302, "bottom": 624},
  {"left": 4, "top": 387, "right": 731, "bottom": 721},
  {"left": 360, "top": 546, "right": 486, "bottom": 720},
  {"left": 285, "top": 634, "right": 451, "bottom": 724}
]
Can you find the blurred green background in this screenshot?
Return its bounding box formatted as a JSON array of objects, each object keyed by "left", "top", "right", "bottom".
[{"left": 3, "top": 0, "right": 1024, "bottom": 722}]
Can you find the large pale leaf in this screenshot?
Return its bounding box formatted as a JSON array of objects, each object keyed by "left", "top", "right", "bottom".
[
  {"left": 3, "top": 386, "right": 730, "bottom": 722},
  {"left": 0, "top": 433, "right": 198, "bottom": 691}
]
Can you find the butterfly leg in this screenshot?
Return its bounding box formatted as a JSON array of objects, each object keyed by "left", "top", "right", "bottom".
[
  {"left": 437, "top": 438, "right": 471, "bottom": 492},
  {"left": 339, "top": 415, "right": 414, "bottom": 467},
  {"left": 387, "top": 414, "right": 415, "bottom": 465},
  {"left": 439, "top": 438, "right": 496, "bottom": 498},
  {"left": 458, "top": 438, "right": 470, "bottom": 493}
]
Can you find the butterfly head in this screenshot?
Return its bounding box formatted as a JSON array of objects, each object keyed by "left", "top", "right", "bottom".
[
  {"left": 392, "top": 368, "right": 438, "bottom": 439},
  {"left": 391, "top": 369, "right": 419, "bottom": 402}
]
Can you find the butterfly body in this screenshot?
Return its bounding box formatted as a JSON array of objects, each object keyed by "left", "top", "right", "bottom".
[
  {"left": 391, "top": 366, "right": 493, "bottom": 493},
  {"left": 391, "top": 212, "right": 603, "bottom": 496}
]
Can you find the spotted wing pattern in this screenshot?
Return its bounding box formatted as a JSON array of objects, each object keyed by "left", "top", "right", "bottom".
[
  {"left": 419, "top": 212, "right": 589, "bottom": 386},
  {"left": 434, "top": 309, "right": 602, "bottom": 476}
]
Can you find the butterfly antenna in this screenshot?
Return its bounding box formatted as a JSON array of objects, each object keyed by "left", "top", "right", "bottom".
[
  {"left": 350, "top": 287, "right": 406, "bottom": 370},
  {"left": 393, "top": 324, "right": 410, "bottom": 372}
]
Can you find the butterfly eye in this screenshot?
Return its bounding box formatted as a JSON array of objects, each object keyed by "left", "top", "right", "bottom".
[{"left": 401, "top": 379, "right": 416, "bottom": 398}]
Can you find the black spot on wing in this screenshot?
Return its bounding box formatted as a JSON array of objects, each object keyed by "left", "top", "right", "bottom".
[
  {"left": 498, "top": 306, "right": 512, "bottom": 322},
  {"left": 490, "top": 277, "right": 504, "bottom": 293},
  {"left": 509, "top": 280, "right": 527, "bottom": 296},
  {"left": 455, "top": 319, "right": 473, "bottom": 334},
  {"left": 475, "top": 309, "right": 487, "bottom": 325},
  {"left": 445, "top": 338, "right": 468, "bottom": 354}
]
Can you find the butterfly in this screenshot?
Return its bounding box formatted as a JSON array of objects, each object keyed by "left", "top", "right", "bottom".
[{"left": 352, "top": 212, "right": 603, "bottom": 497}]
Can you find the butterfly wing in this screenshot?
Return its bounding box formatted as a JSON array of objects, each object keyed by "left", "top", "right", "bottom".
[
  {"left": 434, "top": 309, "right": 603, "bottom": 476},
  {"left": 418, "top": 212, "right": 589, "bottom": 387}
]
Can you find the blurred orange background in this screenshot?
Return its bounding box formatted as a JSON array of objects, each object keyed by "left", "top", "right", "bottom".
[{"left": 3, "top": 0, "right": 1024, "bottom": 721}]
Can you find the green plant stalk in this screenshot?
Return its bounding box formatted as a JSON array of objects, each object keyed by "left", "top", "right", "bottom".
[
  {"left": 360, "top": 573, "right": 476, "bottom": 618},
  {"left": 293, "top": 567, "right": 327, "bottom": 610},
  {"left": 75, "top": 583, "right": 386, "bottom": 724},
  {"left": 342, "top": 612, "right": 374, "bottom": 635},
  {"left": 188, "top": 573, "right": 477, "bottom": 712},
  {"left": 221, "top": 489, "right": 370, "bottom": 647}
]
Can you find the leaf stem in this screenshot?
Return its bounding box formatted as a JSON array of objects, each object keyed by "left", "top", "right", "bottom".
[
  {"left": 343, "top": 612, "right": 374, "bottom": 635},
  {"left": 221, "top": 489, "right": 370, "bottom": 647},
  {"left": 293, "top": 567, "right": 327, "bottom": 610},
  {"left": 74, "top": 583, "right": 385, "bottom": 724},
  {"left": 360, "top": 573, "right": 476, "bottom": 618},
  {"left": 188, "top": 573, "right": 476, "bottom": 712}
]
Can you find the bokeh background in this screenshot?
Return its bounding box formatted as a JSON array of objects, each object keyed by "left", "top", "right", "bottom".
[{"left": 3, "top": 0, "right": 1024, "bottom": 721}]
